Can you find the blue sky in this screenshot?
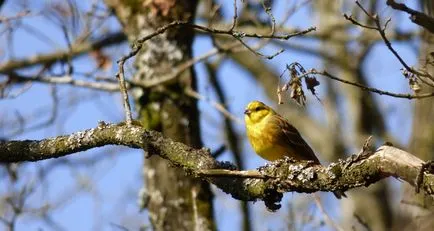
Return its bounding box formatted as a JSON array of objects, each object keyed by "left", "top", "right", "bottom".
[{"left": 0, "top": 0, "right": 422, "bottom": 230}]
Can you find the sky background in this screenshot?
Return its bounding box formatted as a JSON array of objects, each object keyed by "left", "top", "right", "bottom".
[{"left": 0, "top": 0, "right": 422, "bottom": 230}]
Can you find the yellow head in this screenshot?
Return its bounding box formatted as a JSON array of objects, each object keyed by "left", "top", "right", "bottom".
[{"left": 244, "top": 101, "right": 276, "bottom": 124}]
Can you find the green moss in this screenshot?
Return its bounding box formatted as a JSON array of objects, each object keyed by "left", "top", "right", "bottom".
[
  {"left": 329, "top": 164, "right": 343, "bottom": 178},
  {"left": 139, "top": 104, "right": 161, "bottom": 130}
]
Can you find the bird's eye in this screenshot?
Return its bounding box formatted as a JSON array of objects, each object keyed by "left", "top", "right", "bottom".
[{"left": 255, "top": 106, "right": 263, "bottom": 111}]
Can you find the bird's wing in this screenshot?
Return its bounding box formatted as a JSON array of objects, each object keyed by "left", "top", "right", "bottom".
[{"left": 271, "top": 115, "right": 321, "bottom": 164}]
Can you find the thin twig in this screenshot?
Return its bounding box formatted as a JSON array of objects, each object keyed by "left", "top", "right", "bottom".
[
  {"left": 233, "top": 36, "right": 285, "bottom": 59},
  {"left": 7, "top": 73, "right": 120, "bottom": 91},
  {"left": 313, "top": 194, "right": 344, "bottom": 231},
  {"left": 185, "top": 88, "right": 242, "bottom": 124},
  {"left": 229, "top": 0, "right": 238, "bottom": 31},
  {"left": 117, "top": 21, "right": 188, "bottom": 64},
  {"left": 117, "top": 20, "right": 316, "bottom": 66},
  {"left": 345, "top": 1, "right": 434, "bottom": 83},
  {"left": 116, "top": 60, "right": 133, "bottom": 125},
  {"left": 211, "top": 145, "right": 226, "bottom": 158},
  {"left": 343, "top": 14, "right": 377, "bottom": 30},
  {"left": 0, "top": 10, "right": 33, "bottom": 23},
  {"left": 307, "top": 69, "right": 434, "bottom": 99},
  {"left": 261, "top": 0, "right": 276, "bottom": 36},
  {"left": 197, "top": 169, "right": 266, "bottom": 179},
  {"left": 206, "top": 60, "right": 252, "bottom": 231},
  {"left": 0, "top": 32, "right": 126, "bottom": 73},
  {"left": 5, "top": 43, "right": 240, "bottom": 93}
]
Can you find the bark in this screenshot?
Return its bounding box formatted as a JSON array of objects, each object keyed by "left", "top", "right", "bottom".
[
  {"left": 205, "top": 63, "right": 252, "bottom": 231},
  {"left": 1, "top": 123, "right": 433, "bottom": 210},
  {"left": 399, "top": 2, "right": 434, "bottom": 229},
  {"left": 103, "top": 1, "right": 214, "bottom": 230}
]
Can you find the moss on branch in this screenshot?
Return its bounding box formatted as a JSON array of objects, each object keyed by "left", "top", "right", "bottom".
[{"left": 1, "top": 123, "right": 433, "bottom": 210}]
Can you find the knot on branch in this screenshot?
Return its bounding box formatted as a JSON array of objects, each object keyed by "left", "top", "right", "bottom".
[
  {"left": 263, "top": 187, "right": 283, "bottom": 211},
  {"left": 415, "top": 160, "right": 434, "bottom": 194}
]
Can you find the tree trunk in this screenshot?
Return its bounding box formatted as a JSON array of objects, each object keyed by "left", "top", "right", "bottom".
[
  {"left": 103, "top": 1, "right": 215, "bottom": 230},
  {"left": 399, "top": 2, "right": 434, "bottom": 229}
]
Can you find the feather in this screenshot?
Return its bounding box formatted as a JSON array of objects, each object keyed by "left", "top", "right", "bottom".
[{"left": 269, "top": 115, "right": 320, "bottom": 164}]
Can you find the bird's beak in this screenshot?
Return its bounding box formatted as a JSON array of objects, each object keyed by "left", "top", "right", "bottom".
[{"left": 244, "top": 109, "right": 251, "bottom": 115}]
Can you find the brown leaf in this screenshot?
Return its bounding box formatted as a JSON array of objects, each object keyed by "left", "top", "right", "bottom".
[
  {"left": 409, "top": 78, "right": 421, "bottom": 93},
  {"left": 289, "top": 77, "right": 306, "bottom": 106},
  {"left": 401, "top": 68, "right": 421, "bottom": 93},
  {"left": 304, "top": 76, "right": 320, "bottom": 95}
]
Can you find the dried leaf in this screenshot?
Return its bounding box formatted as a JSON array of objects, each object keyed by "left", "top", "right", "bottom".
[
  {"left": 305, "top": 76, "right": 322, "bottom": 103},
  {"left": 289, "top": 77, "right": 306, "bottom": 106},
  {"left": 305, "top": 76, "right": 320, "bottom": 95},
  {"left": 401, "top": 68, "right": 421, "bottom": 93},
  {"left": 277, "top": 62, "right": 309, "bottom": 106},
  {"left": 409, "top": 78, "right": 421, "bottom": 93}
]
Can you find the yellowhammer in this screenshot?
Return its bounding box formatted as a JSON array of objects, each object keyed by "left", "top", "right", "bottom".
[{"left": 244, "top": 100, "right": 345, "bottom": 199}]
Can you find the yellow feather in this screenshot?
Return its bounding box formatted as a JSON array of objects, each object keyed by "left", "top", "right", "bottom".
[
  {"left": 244, "top": 100, "right": 346, "bottom": 199},
  {"left": 244, "top": 100, "right": 316, "bottom": 162}
]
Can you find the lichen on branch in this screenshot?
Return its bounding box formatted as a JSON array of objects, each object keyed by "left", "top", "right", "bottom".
[{"left": 1, "top": 123, "right": 433, "bottom": 210}]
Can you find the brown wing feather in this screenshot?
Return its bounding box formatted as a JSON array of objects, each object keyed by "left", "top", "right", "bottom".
[
  {"left": 270, "top": 115, "right": 345, "bottom": 198},
  {"left": 271, "top": 115, "right": 321, "bottom": 164}
]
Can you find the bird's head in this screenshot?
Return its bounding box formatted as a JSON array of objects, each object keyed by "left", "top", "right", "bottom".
[{"left": 244, "top": 101, "right": 276, "bottom": 124}]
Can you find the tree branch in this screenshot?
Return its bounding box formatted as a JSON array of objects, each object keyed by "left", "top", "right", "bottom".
[
  {"left": 307, "top": 69, "right": 434, "bottom": 99},
  {"left": 386, "top": 0, "right": 434, "bottom": 34},
  {"left": 0, "top": 32, "right": 126, "bottom": 73},
  {"left": 345, "top": 1, "right": 434, "bottom": 85},
  {"left": 1, "top": 123, "right": 433, "bottom": 211}
]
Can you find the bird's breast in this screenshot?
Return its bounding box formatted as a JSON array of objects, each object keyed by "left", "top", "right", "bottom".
[{"left": 246, "top": 120, "right": 288, "bottom": 161}]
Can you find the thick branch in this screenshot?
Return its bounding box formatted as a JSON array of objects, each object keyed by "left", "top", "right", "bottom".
[
  {"left": 1, "top": 123, "right": 433, "bottom": 210},
  {"left": 386, "top": 0, "right": 434, "bottom": 34}
]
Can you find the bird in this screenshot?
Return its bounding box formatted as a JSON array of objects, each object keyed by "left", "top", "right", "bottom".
[{"left": 244, "top": 100, "right": 345, "bottom": 199}]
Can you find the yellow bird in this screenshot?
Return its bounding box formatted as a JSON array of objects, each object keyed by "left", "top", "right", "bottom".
[{"left": 244, "top": 100, "right": 344, "bottom": 199}]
